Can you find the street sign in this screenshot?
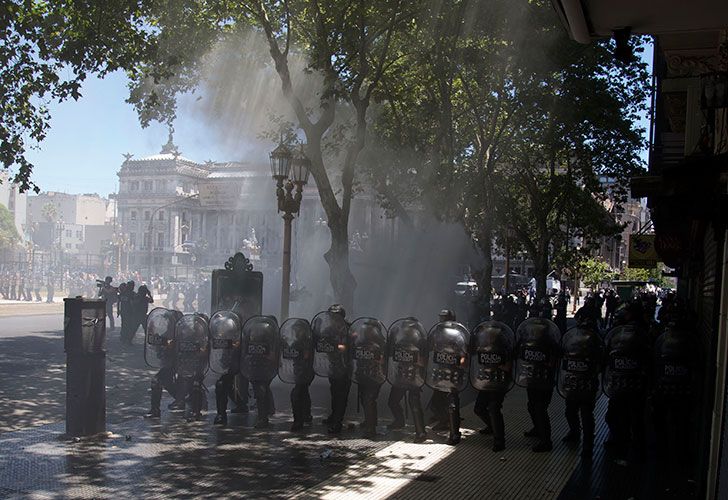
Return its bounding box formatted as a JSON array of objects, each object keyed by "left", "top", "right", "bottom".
[
  {"left": 199, "top": 182, "right": 241, "bottom": 208},
  {"left": 628, "top": 234, "right": 658, "bottom": 269}
]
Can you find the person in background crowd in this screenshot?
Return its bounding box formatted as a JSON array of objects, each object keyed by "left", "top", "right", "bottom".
[
  {"left": 33, "top": 273, "right": 42, "bottom": 302},
  {"left": 122, "top": 283, "right": 153, "bottom": 345},
  {"left": 99, "top": 276, "right": 119, "bottom": 330},
  {"left": 118, "top": 282, "right": 132, "bottom": 342},
  {"left": 45, "top": 272, "right": 54, "bottom": 303}
]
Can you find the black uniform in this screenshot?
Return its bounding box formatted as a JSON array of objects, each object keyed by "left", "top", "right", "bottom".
[
  {"left": 385, "top": 317, "right": 428, "bottom": 444},
  {"left": 558, "top": 319, "right": 603, "bottom": 459},
  {"left": 313, "top": 305, "right": 351, "bottom": 434},
  {"left": 516, "top": 316, "right": 560, "bottom": 453}
]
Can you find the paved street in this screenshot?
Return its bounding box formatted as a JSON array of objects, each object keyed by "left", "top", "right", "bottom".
[{"left": 0, "top": 312, "right": 695, "bottom": 499}]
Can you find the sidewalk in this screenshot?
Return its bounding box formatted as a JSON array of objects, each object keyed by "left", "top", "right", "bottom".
[
  {"left": 0, "top": 316, "right": 695, "bottom": 499},
  {"left": 1, "top": 390, "right": 585, "bottom": 500},
  {"left": 0, "top": 299, "right": 64, "bottom": 317}
]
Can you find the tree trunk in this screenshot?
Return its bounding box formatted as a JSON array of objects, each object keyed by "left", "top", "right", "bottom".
[
  {"left": 323, "top": 217, "right": 356, "bottom": 313},
  {"left": 533, "top": 250, "right": 549, "bottom": 300},
  {"left": 478, "top": 233, "right": 493, "bottom": 319}
]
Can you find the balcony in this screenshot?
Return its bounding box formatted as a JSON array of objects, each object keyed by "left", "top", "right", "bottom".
[{"left": 649, "top": 132, "right": 686, "bottom": 173}]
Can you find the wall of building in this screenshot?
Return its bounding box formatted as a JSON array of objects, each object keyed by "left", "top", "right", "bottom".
[{"left": 0, "top": 171, "right": 28, "bottom": 237}]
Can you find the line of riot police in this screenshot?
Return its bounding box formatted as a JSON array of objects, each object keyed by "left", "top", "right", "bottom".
[{"left": 142, "top": 300, "right": 697, "bottom": 461}]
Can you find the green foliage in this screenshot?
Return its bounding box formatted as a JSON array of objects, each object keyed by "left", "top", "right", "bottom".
[
  {"left": 0, "top": 0, "right": 164, "bottom": 191},
  {"left": 579, "top": 257, "right": 615, "bottom": 290},
  {"left": 0, "top": 203, "right": 20, "bottom": 250},
  {"left": 368, "top": 0, "right": 648, "bottom": 299},
  {"left": 619, "top": 265, "right": 673, "bottom": 288}
]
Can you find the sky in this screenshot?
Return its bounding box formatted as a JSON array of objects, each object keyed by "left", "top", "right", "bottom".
[
  {"left": 23, "top": 71, "right": 230, "bottom": 197},
  {"left": 20, "top": 40, "right": 654, "bottom": 199}
]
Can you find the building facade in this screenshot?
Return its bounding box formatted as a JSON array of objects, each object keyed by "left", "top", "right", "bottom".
[
  {"left": 0, "top": 171, "right": 27, "bottom": 238},
  {"left": 115, "top": 136, "right": 392, "bottom": 284}
]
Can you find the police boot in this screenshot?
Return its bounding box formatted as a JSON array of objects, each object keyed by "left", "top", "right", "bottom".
[
  {"left": 214, "top": 380, "right": 228, "bottom": 426},
  {"left": 362, "top": 400, "right": 378, "bottom": 439},
  {"left": 446, "top": 404, "right": 461, "bottom": 445},
  {"left": 409, "top": 392, "right": 427, "bottom": 443},
  {"left": 254, "top": 384, "right": 270, "bottom": 429},
  {"left": 145, "top": 378, "right": 162, "bottom": 419},
  {"left": 447, "top": 411, "right": 461, "bottom": 445},
  {"left": 186, "top": 380, "right": 205, "bottom": 422}
]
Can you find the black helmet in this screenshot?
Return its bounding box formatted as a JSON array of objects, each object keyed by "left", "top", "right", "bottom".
[
  {"left": 439, "top": 309, "right": 456, "bottom": 322},
  {"left": 328, "top": 304, "right": 346, "bottom": 319}
]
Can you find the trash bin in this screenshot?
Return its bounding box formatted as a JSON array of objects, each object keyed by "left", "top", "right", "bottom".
[{"left": 64, "top": 297, "right": 106, "bottom": 437}]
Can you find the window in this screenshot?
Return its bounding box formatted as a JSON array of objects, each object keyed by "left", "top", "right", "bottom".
[
  {"left": 181, "top": 233, "right": 187, "bottom": 244},
  {"left": 130, "top": 181, "right": 140, "bottom": 191},
  {"left": 65, "top": 230, "right": 72, "bottom": 237},
  {"left": 144, "top": 210, "right": 151, "bottom": 221},
  {"left": 157, "top": 232, "right": 164, "bottom": 248},
  {"left": 158, "top": 211, "right": 165, "bottom": 221},
  {"left": 143, "top": 232, "right": 151, "bottom": 249},
  {"left": 130, "top": 210, "right": 137, "bottom": 221},
  {"left": 129, "top": 233, "right": 136, "bottom": 247},
  {"left": 76, "top": 231, "right": 82, "bottom": 239},
  {"left": 65, "top": 243, "right": 71, "bottom": 249},
  {"left": 143, "top": 180, "right": 153, "bottom": 192},
  {"left": 155, "top": 180, "right": 166, "bottom": 192}
]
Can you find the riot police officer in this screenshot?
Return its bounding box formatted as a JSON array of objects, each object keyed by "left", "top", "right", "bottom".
[
  {"left": 313, "top": 304, "right": 352, "bottom": 434},
  {"left": 174, "top": 313, "right": 210, "bottom": 422},
  {"left": 350, "top": 317, "right": 388, "bottom": 439},
  {"left": 471, "top": 320, "right": 515, "bottom": 452},
  {"left": 144, "top": 308, "right": 185, "bottom": 418},
  {"left": 651, "top": 306, "right": 697, "bottom": 467},
  {"left": 426, "top": 309, "right": 470, "bottom": 445},
  {"left": 241, "top": 315, "right": 279, "bottom": 428},
  {"left": 278, "top": 318, "right": 315, "bottom": 431},
  {"left": 558, "top": 316, "right": 603, "bottom": 459},
  {"left": 386, "top": 317, "right": 428, "bottom": 443},
  {"left": 209, "top": 310, "right": 243, "bottom": 426},
  {"left": 602, "top": 301, "right": 650, "bottom": 457},
  {"left": 427, "top": 309, "right": 458, "bottom": 432},
  {"left": 516, "top": 316, "right": 560, "bottom": 452}
]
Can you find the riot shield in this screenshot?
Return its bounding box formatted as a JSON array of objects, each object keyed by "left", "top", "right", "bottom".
[
  {"left": 144, "top": 307, "right": 176, "bottom": 369},
  {"left": 311, "top": 310, "right": 351, "bottom": 380},
  {"left": 653, "top": 324, "right": 695, "bottom": 396},
  {"left": 386, "top": 317, "right": 427, "bottom": 390},
  {"left": 240, "top": 315, "right": 279, "bottom": 383},
  {"left": 425, "top": 321, "right": 470, "bottom": 393},
  {"left": 557, "top": 326, "right": 603, "bottom": 399},
  {"left": 349, "top": 317, "right": 388, "bottom": 386},
  {"left": 174, "top": 313, "right": 210, "bottom": 378},
  {"left": 208, "top": 310, "right": 242, "bottom": 375},
  {"left": 278, "top": 318, "right": 315, "bottom": 385},
  {"left": 602, "top": 325, "right": 649, "bottom": 398},
  {"left": 469, "top": 321, "right": 516, "bottom": 392},
  {"left": 514, "top": 318, "right": 560, "bottom": 389}
]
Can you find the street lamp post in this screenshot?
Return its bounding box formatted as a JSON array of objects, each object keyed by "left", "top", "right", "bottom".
[
  {"left": 504, "top": 227, "right": 514, "bottom": 295},
  {"left": 270, "top": 141, "right": 310, "bottom": 321}
]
